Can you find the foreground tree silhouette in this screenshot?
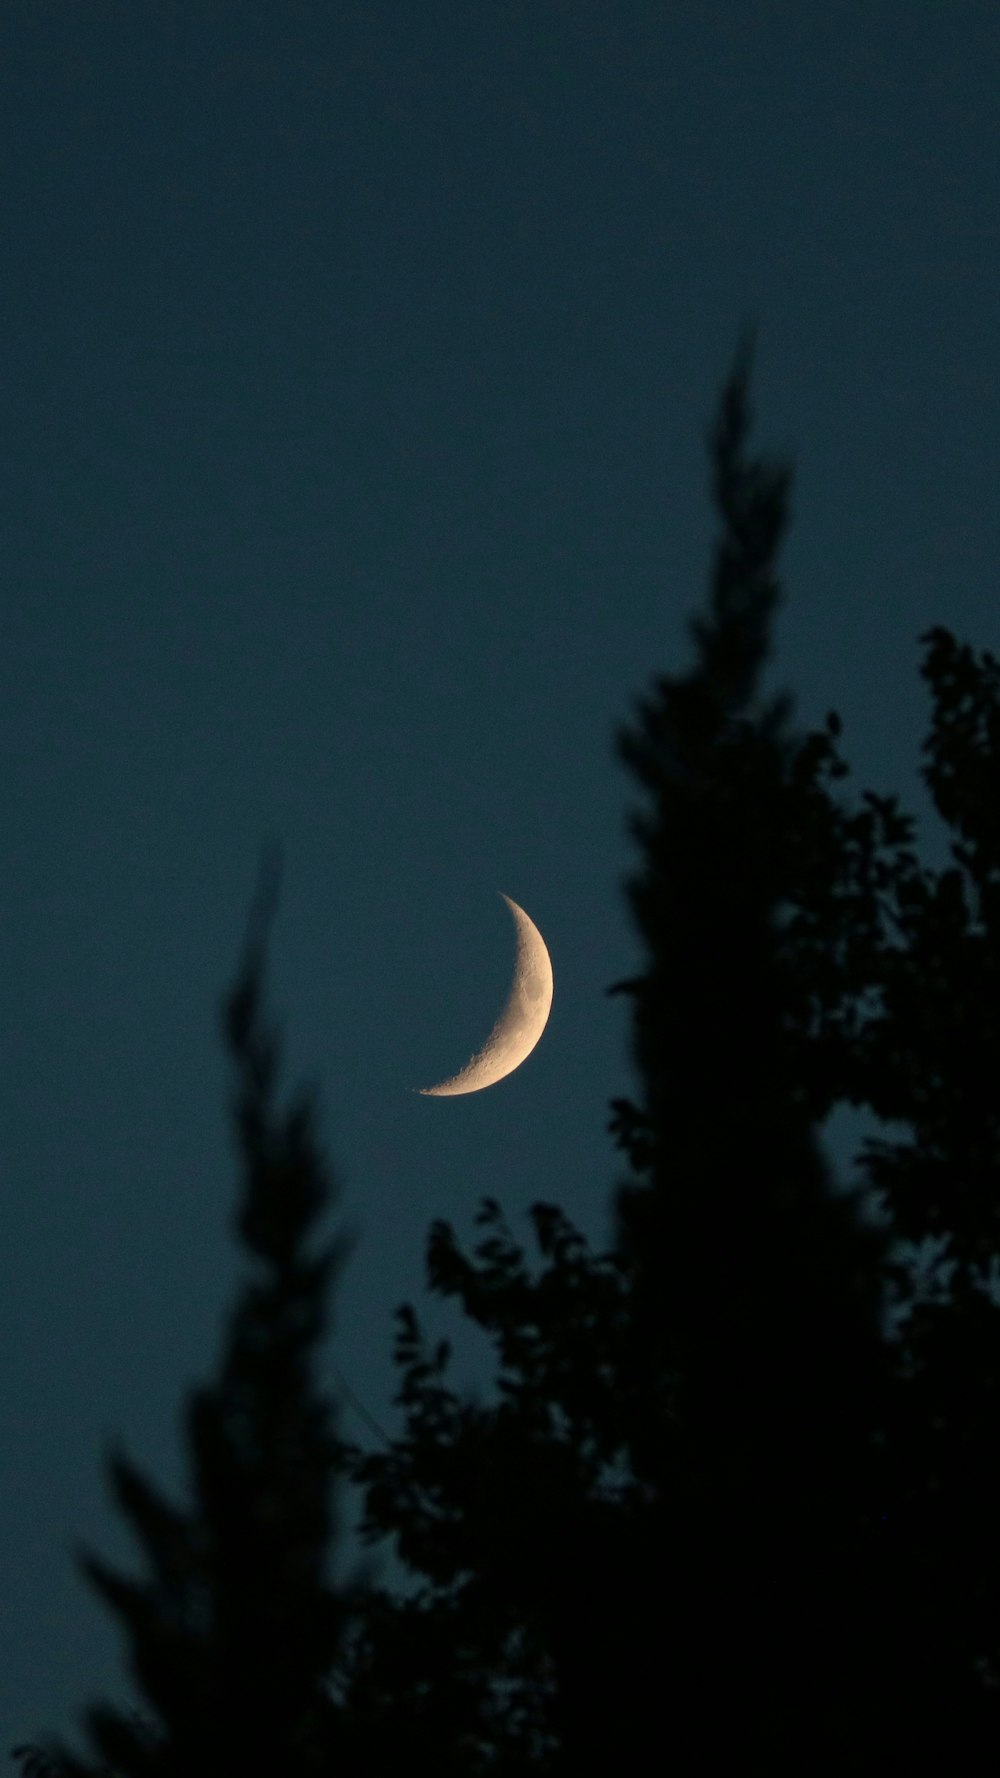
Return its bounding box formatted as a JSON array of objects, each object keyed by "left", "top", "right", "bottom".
[
  {"left": 333, "top": 342, "right": 1000, "bottom": 1771},
  {"left": 602, "top": 342, "right": 1000, "bottom": 1762},
  {"left": 18, "top": 345, "right": 1000, "bottom": 1771},
  {"left": 14, "top": 848, "right": 371, "bottom": 1777}
]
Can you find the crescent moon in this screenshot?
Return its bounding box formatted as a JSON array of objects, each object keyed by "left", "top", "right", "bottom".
[{"left": 419, "top": 894, "right": 553, "bottom": 1096}]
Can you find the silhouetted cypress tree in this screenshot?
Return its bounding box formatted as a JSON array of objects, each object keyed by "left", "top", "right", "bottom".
[
  {"left": 15, "top": 847, "right": 370, "bottom": 1778},
  {"left": 604, "top": 337, "right": 907, "bottom": 1766}
]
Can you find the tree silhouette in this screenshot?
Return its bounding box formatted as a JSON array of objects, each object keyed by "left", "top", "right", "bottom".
[
  {"left": 332, "top": 340, "right": 1000, "bottom": 1771},
  {"left": 602, "top": 336, "right": 1000, "bottom": 1764},
  {"left": 780, "top": 618, "right": 1000, "bottom": 1745},
  {"left": 14, "top": 845, "right": 373, "bottom": 1778},
  {"left": 17, "top": 344, "right": 1000, "bottom": 1773},
  {"left": 600, "top": 333, "right": 897, "bottom": 1766}
]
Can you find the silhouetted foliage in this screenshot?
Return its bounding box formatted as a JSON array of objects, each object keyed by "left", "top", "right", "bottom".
[
  {"left": 17, "top": 345, "right": 1000, "bottom": 1774},
  {"left": 14, "top": 845, "right": 373, "bottom": 1778},
  {"left": 332, "top": 341, "right": 1000, "bottom": 1771}
]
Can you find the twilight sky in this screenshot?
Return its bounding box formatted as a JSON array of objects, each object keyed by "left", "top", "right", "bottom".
[{"left": 3, "top": 0, "right": 998, "bottom": 1754}]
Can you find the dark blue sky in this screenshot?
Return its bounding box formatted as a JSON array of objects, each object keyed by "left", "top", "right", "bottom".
[{"left": 3, "top": 0, "right": 998, "bottom": 1753}]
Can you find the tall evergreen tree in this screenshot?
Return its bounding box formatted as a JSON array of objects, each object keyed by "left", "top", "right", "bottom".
[
  {"left": 606, "top": 337, "right": 911, "bottom": 1765},
  {"left": 15, "top": 846, "right": 371, "bottom": 1778}
]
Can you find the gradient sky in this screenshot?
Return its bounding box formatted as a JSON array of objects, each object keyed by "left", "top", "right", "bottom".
[{"left": 3, "top": 0, "right": 998, "bottom": 1754}]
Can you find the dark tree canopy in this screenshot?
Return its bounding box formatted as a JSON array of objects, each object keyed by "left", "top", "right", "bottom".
[
  {"left": 15, "top": 346, "right": 1000, "bottom": 1775},
  {"left": 334, "top": 343, "right": 1000, "bottom": 1771}
]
